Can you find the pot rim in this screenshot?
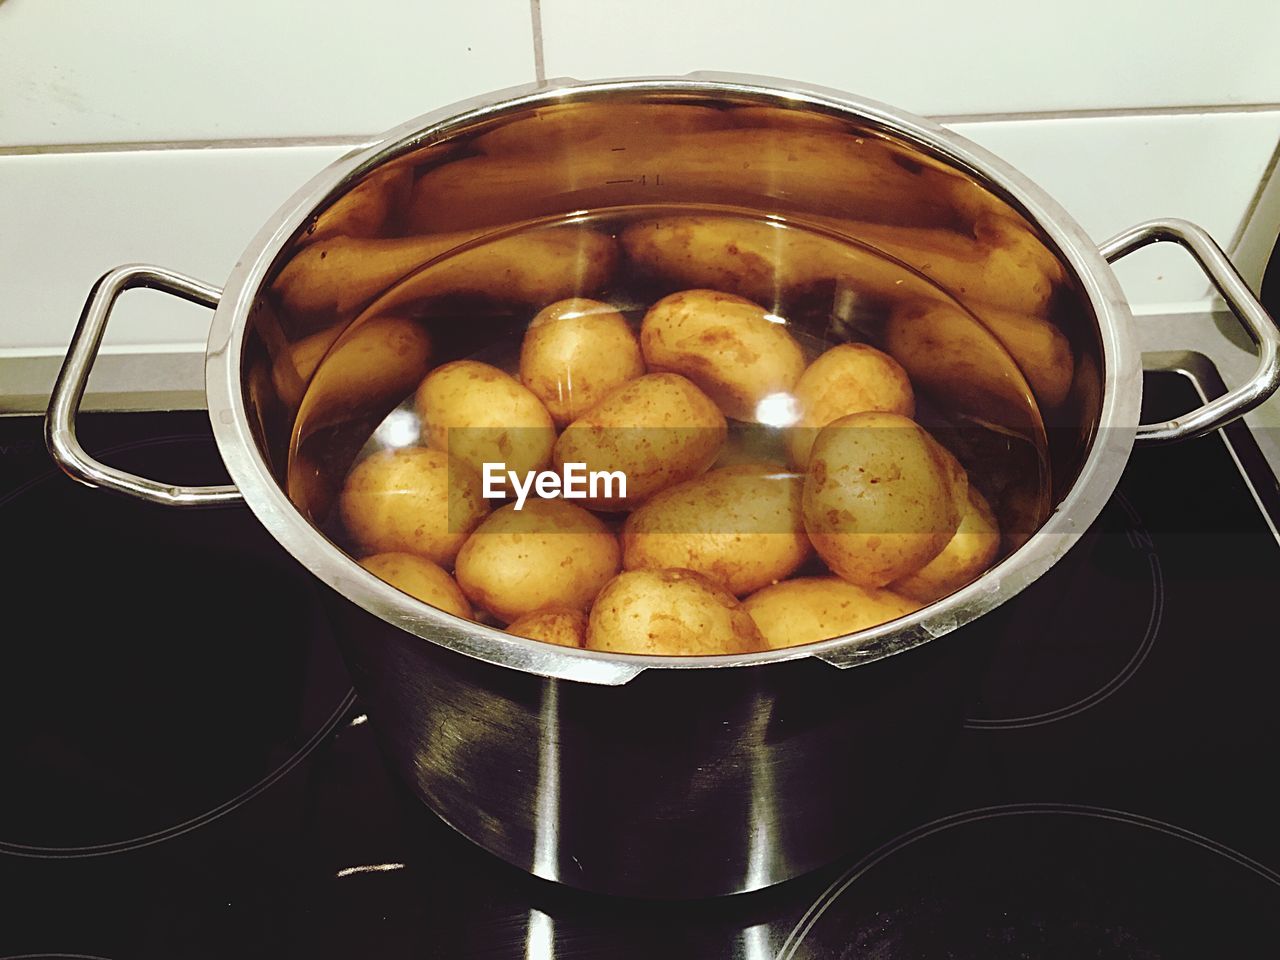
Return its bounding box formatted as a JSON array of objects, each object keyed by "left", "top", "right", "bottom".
[{"left": 204, "top": 73, "right": 1141, "bottom": 686}]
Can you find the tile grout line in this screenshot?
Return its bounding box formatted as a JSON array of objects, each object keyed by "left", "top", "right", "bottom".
[
  {"left": 529, "top": 0, "right": 546, "bottom": 83},
  {"left": 936, "top": 102, "right": 1280, "bottom": 125},
  {"left": 1227, "top": 135, "right": 1280, "bottom": 256},
  {"left": 0, "top": 134, "right": 376, "bottom": 158}
]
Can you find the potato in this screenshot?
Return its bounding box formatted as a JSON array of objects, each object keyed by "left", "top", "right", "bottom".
[
  {"left": 882, "top": 299, "right": 1041, "bottom": 435},
  {"left": 416, "top": 360, "right": 556, "bottom": 479},
  {"left": 620, "top": 215, "right": 946, "bottom": 310},
  {"left": 455, "top": 499, "right": 621, "bottom": 623},
  {"left": 359, "top": 552, "right": 472, "bottom": 619},
  {"left": 621, "top": 462, "right": 811, "bottom": 596},
  {"left": 831, "top": 215, "right": 1065, "bottom": 316},
  {"left": 742, "top": 577, "right": 921, "bottom": 649},
  {"left": 301, "top": 165, "right": 412, "bottom": 244},
  {"left": 281, "top": 315, "right": 431, "bottom": 428},
  {"left": 408, "top": 129, "right": 958, "bottom": 234},
  {"left": 272, "top": 227, "right": 618, "bottom": 321},
  {"left": 339, "top": 447, "right": 488, "bottom": 565},
  {"left": 803, "top": 411, "right": 967, "bottom": 587},
  {"left": 892, "top": 487, "right": 1001, "bottom": 602},
  {"left": 973, "top": 304, "right": 1074, "bottom": 410},
  {"left": 585, "top": 569, "right": 765, "bottom": 655},
  {"left": 786, "top": 344, "right": 915, "bottom": 468},
  {"left": 518, "top": 298, "right": 645, "bottom": 426},
  {"left": 554, "top": 373, "right": 727, "bottom": 510},
  {"left": 639, "top": 289, "right": 806, "bottom": 421},
  {"left": 506, "top": 609, "right": 589, "bottom": 648}
]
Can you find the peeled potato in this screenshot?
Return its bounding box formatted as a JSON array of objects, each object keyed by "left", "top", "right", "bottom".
[
  {"left": 743, "top": 577, "right": 921, "bottom": 649},
  {"left": 639, "top": 289, "right": 806, "bottom": 421},
  {"left": 506, "top": 609, "right": 589, "bottom": 648},
  {"left": 787, "top": 343, "right": 915, "bottom": 468},
  {"left": 455, "top": 500, "right": 621, "bottom": 623},
  {"left": 416, "top": 360, "right": 556, "bottom": 480},
  {"left": 803, "top": 411, "right": 967, "bottom": 587},
  {"left": 585, "top": 569, "right": 765, "bottom": 655},
  {"left": 339, "top": 447, "right": 488, "bottom": 565},
  {"left": 621, "top": 462, "right": 812, "bottom": 596},
  {"left": 554, "top": 373, "right": 727, "bottom": 510},
  {"left": 519, "top": 298, "right": 646, "bottom": 426},
  {"left": 892, "top": 487, "right": 1001, "bottom": 602},
  {"left": 280, "top": 315, "right": 431, "bottom": 426},
  {"left": 359, "top": 552, "right": 472, "bottom": 619}
]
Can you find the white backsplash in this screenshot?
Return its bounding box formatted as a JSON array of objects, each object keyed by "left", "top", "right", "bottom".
[{"left": 2, "top": 0, "right": 1278, "bottom": 355}]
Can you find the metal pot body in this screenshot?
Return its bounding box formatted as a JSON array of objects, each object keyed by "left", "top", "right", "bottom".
[
  {"left": 329, "top": 592, "right": 991, "bottom": 898},
  {"left": 46, "top": 75, "right": 1280, "bottom": 898}
]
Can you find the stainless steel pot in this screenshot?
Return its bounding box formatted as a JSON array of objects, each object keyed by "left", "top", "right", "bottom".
[{"left": 46, "top": 75, "right": 1280, "bottom": 898}]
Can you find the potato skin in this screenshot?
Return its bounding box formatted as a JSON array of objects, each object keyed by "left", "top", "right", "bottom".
[
  {"left": 639, "top": 289, "right": 805, "bottom": 421},
  {"left": 281, "top": 315, "right": 431, "bottom": 423},
  {"left": 454, "top": 499, "right": 620, "bottom": 623},
  {"left": 506, "top": 609, "right": 589, "bottom": 648},
  {"left": 554, "top": 373, "right": 727, "bottom": 510},
  {"left": 585, "top": 569, "right": 765, "bottom": 655},
  {"left": 743, "top": 577, "right": 921, "bottom": 649},
  {"left": 892, "top": 487, "right": 1001, "bottom": 603},
  {"left": 621, "top": 462, "right": 811, "bottom": 596},
  {"left": 416, "top": 360, "right": 556, "bottom": 479},
  {"left": 803, "top": 411, "right": 967, "bottom": 587},
  {"left": 787, "top": 344, "right": 915, "bottom": 468},
  {"left": 359, "top": 552, "right": 472, "bottom": 619},
  {"left": 339, "top": 447, "right": 488, "bottom": 565},
  {"left": 519, "top": 298, "right": 645, "bottom": 426}
]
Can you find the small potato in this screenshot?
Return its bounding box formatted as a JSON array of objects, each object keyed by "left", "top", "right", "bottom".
[
  {"left": 506, "top": 609, "right": 589, "bottom": 648},
  {"left": 787, "top": 344, "right": 915, "bottom": 468},
  {"left": 339, "top": 447, "right": 488, "bottom": 565},
  {"left": 639, "top": 290, "right": 805, "bottom": 421},
  {"left": 455, "top": 500, "right": 620, "bottom": 623},
  {"left": 743, "top": 577, "right": 921, "bottom": 649},
  {"left": 585, "top": 569, "right": 765, "bottom": 655},
  {"left": 893, "top": 487, "right": 1002, "bottom": 603},
  {"left": 882, "top": 300, "right": 1040, "bottom": 435},
  {"left": 803, "top": 412, "right": 967, "bottom": 587},
  {"left": 416, "top": 360, "right": 556, "bottom": 479},
  {"left": 273, "top": 227, "right": 618, "bottom": 321},
  {"left": 621, "top": 462, "right": 811, "bottom": 596},
  {"left": 281, "top": 315, "right": 431, "bottom": 426},
  {"left": 975, "top": 305, "right": 1074, "bottom": 411},
  {"left": 519, "top": 298, "right": 646, "bottom": 426},
  {"left": 301, "top": 165, "right": 412, "bottom": 244},
  {"left": 359, "top": 552, "right": 472, "bottom": 619},
  {"left": 554, "top": 373, "right": 727, "bottom": 510}
]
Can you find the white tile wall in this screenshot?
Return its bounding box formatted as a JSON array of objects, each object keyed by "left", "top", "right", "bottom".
[
  {"left": 0, "top": 145, "right": 352, "bottom": 353},
  {"left": 540, "top": 0, "right": 1280, "bottom": 115},
  {"left": 948, "top": 112, "right": 1280, "bottom": 310},
  {"left": 0, "top": 0, "right": 534, "bottom": 146},
  {"left": 2, "top": 1, "right": 1279, "bottom": 358}
]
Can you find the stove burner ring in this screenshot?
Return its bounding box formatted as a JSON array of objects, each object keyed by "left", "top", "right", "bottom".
[
  {"left": 0, "top": 432, "right": 357, "bottom": 859},
  {"left": 777, "top": 801, "right": 1280, "bottom": 960},
  {"left": 0, "top": 689, "right": 357, "bottom": 859},
  {"left": 964, "top": 491, "right": 1164, "bottom": 729}
]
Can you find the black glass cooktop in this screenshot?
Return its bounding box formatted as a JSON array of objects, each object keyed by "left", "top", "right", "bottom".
[{"left": 2, "top": 369, "right": 1279, "bottom": 959}]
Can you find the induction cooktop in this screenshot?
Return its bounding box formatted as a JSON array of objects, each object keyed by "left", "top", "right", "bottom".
[{"left": 2, "top": 365, "right": 1278, "bottom": 959}]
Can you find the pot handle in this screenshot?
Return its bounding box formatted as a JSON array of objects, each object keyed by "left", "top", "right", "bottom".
[
  {"left": 45, "top": 264, "right": 243, "bottom": 507},
  {"left": 1100, "top": 218, "right": 1280, "bottom": 444}
]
